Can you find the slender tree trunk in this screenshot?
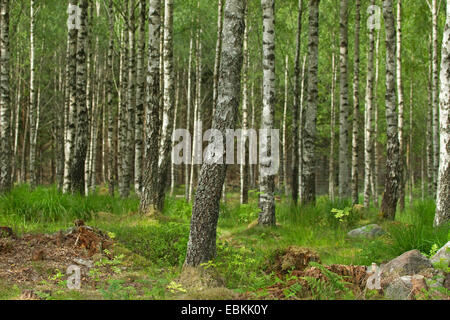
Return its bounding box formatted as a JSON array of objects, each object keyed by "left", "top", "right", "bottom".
[
  {"left": 107, "top": 0, "right": 115, "bottom": 196},
  {"left": 431, "top": 0, "right": 440, "bottom": 196},
  {"left": 397, "top": 0, "right": 406, "bottom": 211},
  {"left": 380, "top": 0, "right": 400, "bottom": 220},
  {"left": 0, "top": 0, "right": 11, "bottom": 193},
  {"left": 259, "top": 0, "right": 276, "bottom": 226},
  {"left": 140, "top": 0, "right": 161, "bottom": 215},
  {"left": 29, "top": 0, "right": 37, "bottom": 189},
  {"left": 338, "top": 0, "right": 350, "bottom": 200},
  {"left": 364, "top": 0, "right": 376, "bottom": 209},
  {"left": 298, "top": 54, "right": 306, "bottom": 203},
  {"left": 329, "top": 49, "right": 337, "bottom": 203},
  {"left": 302, "top": 0, "right": 320, "bottom": 205},
  {"left": 240, "top": 2, "right": 249, "bottom": 205},
  {"left": 351, "top": 0, "right": 361, "bottom": 205},
  {"left": 408, "top": 83, "right": 414, "bottom": 205},
  {"left": 372, "top": 30, "right": 381, "bottom": 207},
  {"left": 434, "top": 0, "right": 450, "bottom": 227},
  {"left": 291, "top": 0, "right": 303, "bottom": 204},
  {"left": 184, "top": 0, "right": 244, "bottom": 266},
  {"left": 184, "top": 21, "right": 194, "bottom": 201},
  {"left": 282, "top": 55, "right": 289, "bottom": 197},
  {"left": 155, "top": 0, "right": 175, "bottom": 211},
  {"left": 170, "top": 67, "right": 180, "bottom": 197},
  {"left": 135, "top": 0, "right": 146, "bottom": 196},
  {"left": 427, "top": 61, "right": 434, "bottom": 195},
  {"left": 70, "top": 0, "right": 89, "bottom": 195},
  {"left": 212, "top": 0, "right": 223, "bottom": 118}
]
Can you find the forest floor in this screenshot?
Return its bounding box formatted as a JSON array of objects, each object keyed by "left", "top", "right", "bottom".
[{"left": 0, "top": 185, "right": 448, "bottom": 300}]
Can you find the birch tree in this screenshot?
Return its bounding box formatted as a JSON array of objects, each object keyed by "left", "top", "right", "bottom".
[
  {"left": 338, "top": 0, "right": 350, "bottom": 200},
  {"left": 140, "top": 0, "right": 161, "bottom": 215},
  {"left": 184, "top": 0, "right": 244, "bottom": 266},
  {"left": 0, "top": 0, "right": 11, "bottom": 193},
  {"left": 107, "top": 0, "right": 115, "bottom": 196},
  {"left": 29, "top": 0, "right": 37, "bottom": 189},
  {"left": 302, "top": 0, "right": 320, "bottom": 205},
  {"left": 240, "top": 1, "right": 249, "bottom": 205},
  {"left": 434, "top": 0, "right": 450, "bottom": 227},
  {"left": 259, "top": 0, "right": 276, "bottom": 226},
  {"left": 380, "top": 0, "right": 400, "bottom": 220}
]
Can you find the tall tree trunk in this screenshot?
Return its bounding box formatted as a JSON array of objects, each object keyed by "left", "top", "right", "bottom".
[
  {"left": 351, "top": 0, "right": 361, "bottom": 205},
  {"left": 329, "top": 48, "right": 337, "bottom": 203},
  {"left": 282, "top": 55, "right": 289, "bottom": 197},
  {"left": 155, "top": 0, "right": 174, "bottom": 211},
  {"left": 427, "top": 61, "right": 434, "bottom": 195},
  {"left": 434, "top": 0, "right": 450, "bottom": 227},
  {"left": 397, "top": 0, "right": 405, "bottom": 211},
  {"left": 291, "top": 0, "right": 303, "bottom": 204},
  {"left": 372, "top": 30, "right": 381, "bottom": 207},
  {"left": 431, "top": 0, "right": 440, "bottom": 196},
  {"left": 107, "top": 0, "right": 115, "bottom": 196},
  {"left": 0, "top": 0, "right": 11, "bottom": 193},
  {"left": 338, "top": 0, "right": 350, "bottom": 200},
  {"left": 184, "top": 20, "right": 194, "bottom": 201},
  {"left": 170, "top": 67, "right": 180, "bottom": 197},
  {"left": 298, "top": 54, "right": 306, "bottom": 202},
  {"left": 258, "top": 0, "right": 276, "bottom": 226},
  {"left": 140, "top": 0, "right": 161, "bottom": 215},
  {"left": 302, "top": 0, "right": 319, "bottom": 205},
  {"left": 408, "top": 83, "right": 414, "bottom": 205},
  {"left": 380, "top": 0, "right": 400, "bottom": 220},
  {"left": 135, "top": 0, "right": 146, "bottom": 196},
  {"left": 70, "top": 0, "right": 89, "bottom": 195},
  {"left": 212, "top": 0, "right": 223, "bottom": 118},
  {"left": 184, "top": 0, "right": 244, "bottom": 266},
  {"left": 240, "top": 1, "right": 249, "bottom": 205},
  {"left": 364, "top": 0, "right": 376, "bottom": 209},
  {"left": 29, "top": 0, "right": 37, "bottom": 189}
]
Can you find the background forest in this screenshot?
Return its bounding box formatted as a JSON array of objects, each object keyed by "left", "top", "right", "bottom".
[{"left": 0, "top": 0, "right": 449, "bottom": 300}]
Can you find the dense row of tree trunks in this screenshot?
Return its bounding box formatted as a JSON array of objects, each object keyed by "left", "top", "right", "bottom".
[{"left": 184, "top": 0, "right": 245, "bottom": 267}]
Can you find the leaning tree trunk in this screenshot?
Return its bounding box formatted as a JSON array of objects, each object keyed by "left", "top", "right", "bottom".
[
  {"left": 155, "top": 0, "right": 175, "bottom": 211},
  {"left": 301, "top": 0, "right": 320, "bottom": 205},
  {"left": 258, "top": 0, "right": 276, "bottom": 226},
  {"left": 338, "top": 0, "right": 350, "bottom": 200},
  {"left": 70, "top": 0, "right": 89, "bottom": 195},
  {"left": 140, "top": 0, "right": 161, "bottom": 215},
  {"left": 434, "top": 0, "right": 450, "bottom": 227},
  {"left": 380, "top": 0, "right": 400, "bottom": 220},
  {"left": 364, "top": 0, "right": 376, "bottom": 209},
  {"left": 397, "top": 0, "right": 406, "bottom": 211},
  {"left": 135, "top": 0, "right": 146, "bottom": 196},
  {"left": 0, "top": 0, "right": 11, "bottom": 193},
  {"left": 350, "top": 0, "right": 360, "bottom": 205},
  {"left": 184, "top": 0, "right": 244, "bottom": 267},
  {"left": 291, "top": 0, "right": 303, "bottom": 204}
]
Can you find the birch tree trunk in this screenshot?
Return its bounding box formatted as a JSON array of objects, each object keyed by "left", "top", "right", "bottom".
[
  {"left": 140, "top": 0, "right": 161, "bottom": 215},
  {"left": 301, "top": 0, "right": 319, "bottom": 205},
  {"left": 380, "top": 0, "right": 400, "bottom": 220},
  {"left": 155, "top": 0, "right": 174, "bottom": 211},
  {"left": 397, "top": 0, "right": 406, "bottom": 211},
  {"left": 29, "top": 0, "right": 37, "bottom": 189},
  {"left": 329, "top": 48, "right": 337, "bottom": 203},
  {"left": 298, "top": 54, "right": 306, "bottom": 202},
  {"left": 282, "top": 55, "right": 289, "bottom": 197},
  {"left": 259, "top": 0, "right": 276, "bottom": 226},
  {"left": 372, "top": 30, "right": 381, "bottom": 206},
  {"left": 135, "top": 0, "right": 146, "bottom": 196},
  {"left": 107, "top": 0, "right": 115, "bottom": 196},
  {"left": 408, "top": 84, "right": 414, "bottom": 205},
  {"left": 427, "top": 62, "right": 434, "bottom": 195},
  {"left": 350, "top": 0, "right": 360, "bottom": 205},
  {"left": 70, "top": 0, "right": 89, "bottom": 195},
  {"left": 0, "top": 0, "right": 11, "bottom": 193},
  {"left": 291, "top": 0, "right": 303, "bottom": 204},
  {"left": 184, "top": 0, "right": 244, "bottom": 266},
  {"left": 364, "top": 0, "right": 376, "bottom": 209},
  {"left": 338, "top": 0, "right": 350, "bottom": 200},
  {"left": 240, "top": 1, "right": 249, "bottom": 205},
  {"left": 184, "top": 20, "right": 194, "bottom": 201},
  {"left": 434, "top": 0, "right": 450, "bottom": 227},
  {"left": 170, "top": 67, "right": 180, "bottom": 197},
  {"left": 431, "top": 0, "right": 440, "bottom": 195},
  {"left": 212, "top": 0, "right": 223, "bottom": 118}
]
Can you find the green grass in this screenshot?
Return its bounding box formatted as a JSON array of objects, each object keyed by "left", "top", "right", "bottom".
[{"left": 0, "top": 185, "right": 448, "bottom": 299}]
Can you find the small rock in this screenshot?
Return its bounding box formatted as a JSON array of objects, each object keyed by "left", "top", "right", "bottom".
[
  {"left": 430, "top": 241, "right": 450, "bottom": 266},
  {"left": 385, "top": 276, "right": 412, "bottom": 300},
  {"left": 347, "top": 224, "right": 386, "bottom": 239},
  {"left": 380, "top": 250, "right": 433, "bottom": 278},
  {"left": 32, "top": 249, "right": 45, "bottom": 261},
  {"left": 73, "top": 258, "right": 93, "bottom": 268}
]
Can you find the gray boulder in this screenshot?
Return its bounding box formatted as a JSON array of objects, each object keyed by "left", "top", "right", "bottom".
[
  {"left": 384, "top": 276, "right": 413, "bottom": 300},
  {"left": 380, "top": 249, "right": 433, "bottom": 279},
  {"left": 430, "top": 241, "right": 450, "bottom": 266},
  {"left": 347, "top": 224, "right": 386, "bottom": 239}
]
